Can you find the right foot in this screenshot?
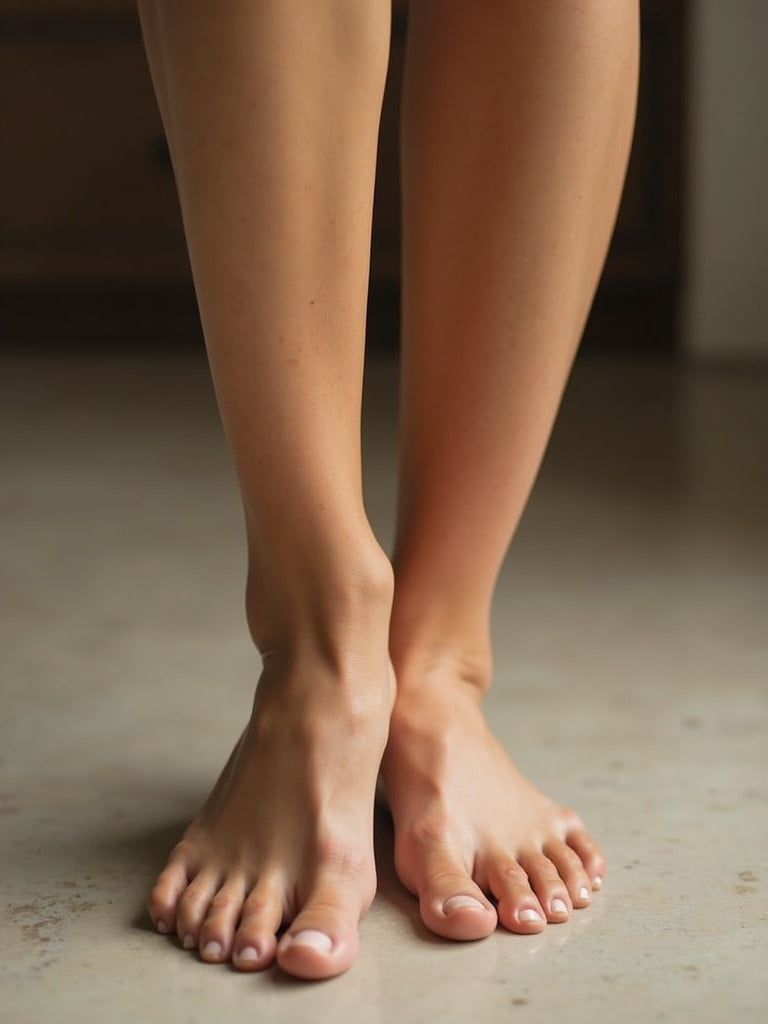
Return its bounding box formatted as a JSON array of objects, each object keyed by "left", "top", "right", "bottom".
[
  {"left": 382, "top": 642, "right": 606, "bottom": 942},
  {"left": 147, "top": 549, "right": 394, "bottom": 980}
]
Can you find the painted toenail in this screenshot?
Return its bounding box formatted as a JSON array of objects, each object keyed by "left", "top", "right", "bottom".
[
  {"left": 551, "top": 898, "right": 568, "bottom": 913},
  {"left": 202, "top": 940, "right": 222, "bottom": 959},
  {"left": 236, "top": 946, "right": 260, "bottom": 963},
  {"left": 288, "top": 930, "right": 333, "bottom": 953},
  {"left": 519, "top": 909, "right": 544, "bottom": 923},
  {"left": 593, "top": 875, "right": 603, "bottom": 888},
  {"left": 182, "top": 934, "right": 195, "bottom": 950},
  {"left": 579, "top": 886, "right": 591, "bottom": 900},
  {"left": 443, "top": 895, "right": 486, "bottom": 915},
  {"left": 156, "top": 920, "right": 169, "bottom": 934}
]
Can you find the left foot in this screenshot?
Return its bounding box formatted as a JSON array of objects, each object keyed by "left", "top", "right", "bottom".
[{"left": 382, "top": 648, "right": 606, "bottom": 940}]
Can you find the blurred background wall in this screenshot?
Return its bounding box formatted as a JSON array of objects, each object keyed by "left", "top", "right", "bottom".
[
  {"left": 0, "top": 0, "right": 764, "bottom": 363},
  {"left": 681, "top": 0, "right": 768, "bottom": 362}
]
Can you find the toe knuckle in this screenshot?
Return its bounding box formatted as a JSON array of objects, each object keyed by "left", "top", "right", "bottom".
[
  {"left": 559, "top": 847, "right": 584, "bottom": 871},
  {"left": 170, "top": 838, "right": 196, "bottom": 863},
  {"left": 430, "top": 868, "right": 471, "bottom": 888},
  {"left": 243, "top": 895, "right": 271, "bottom": 916},
  {"left": 178, "top": 885, "right": 204, "bottom": 913},
  {"left": 210, "top": 890, "right": 231, "bottom": 911},
  {"left": 406, "top": 814, "right": 453, "bottom": 851},
  {"left": 499, "top": 863, "right": 528, "bottom": 886},
  {"left": 316, "top": 837, "right": 372, "bottom": 883},
  {"left": 537, "top": 864, "right": 562, "bottom": 884},
  {"left": 577, "top": 835, "right": 597, "bottom": 854},
  {"left": 494, "top": 858, "right": 524, "bottom": 879}
]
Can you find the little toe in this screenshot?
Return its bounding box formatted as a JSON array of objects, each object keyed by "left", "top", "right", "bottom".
[
  {"left": 277, "top": 872, "right": 365, "bottom": 980},
  {"left": 544, "top": 840, "right": 593, "bottom": 908},
  {"left": 519, "top": 852, "right": 572, "bottom": 923},
  {"left": 566, "top": 826, "right": 607, "bottom": 889},
  {"left": 232, "top": 883, "right": 283, "bottom": 972},
  {"left": 198, "top": 876, "right": 247, "bottom": 963},
  {"left": 147, "top": 857, "right": 189, "bottom": 934},
  {"left": 487, "top": 858, "right": 547, "bottom": 934},
  {"left": 176, "top": 870, "right": 220, "bottom": 952}
]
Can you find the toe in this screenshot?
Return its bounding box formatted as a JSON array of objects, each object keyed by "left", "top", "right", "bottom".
[
  {"left": 198, "top": 875, "right": 247, "bottom": 963},
  {"left": 277, "top": 868, "right": 368, "bottom": 980},
  {"left": 232, "top": 882, "right": 283, "bottom": 972},
  {"left": 518, "top": 851, "right": 572, "bottom": 923},
  {"left": 566, "top": 826, "right": 607, "bottom": 889},
  {"left": 544, "top": 840, "right": 594, "bottom": 909},
  {"left": 176, "top": 870, "right": 220, "bottom": 952},
  {"left": 147, "top": 857, "right": 189, "bottom": 934},
  {"left": 412, "top": 845, "right": 497, "bottom": 941},
  {"left": 486, "top": 856, "right": 546, "bottom": 934}
]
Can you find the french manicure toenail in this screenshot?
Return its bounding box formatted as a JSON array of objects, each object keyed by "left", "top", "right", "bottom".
[
  {"left": 202, "top": 940, "right": 222, "bottom": 959},
  {"left": 156, "top": 920, "right": 168, "bottom": 934},
  {"left": 579, "top": 886, "right": 591, "bottom": 900},
  {"left": 551, "top": 898, "right": 568, "bottom": 913},
  {"left": 289, "top": 930, "right": 333, "bottom": 953},
  {"left": 519, "top": 909, "right": 543, "bottom": 923},
  {"left": 593, "top": 875, "right": 603, "bottom": 888},
  {"left": 236, "top": 946, "right": 259, "bottom": 963},
  {"left": 182, "top": 934, "right": 195, "bottom": 950},
  {"left": 443, "top": 895, "right": 486, "bottom": 914}
]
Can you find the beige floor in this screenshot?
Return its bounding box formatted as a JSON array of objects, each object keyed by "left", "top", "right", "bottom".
[{"left": 1, "top": 351, "right": 766, "bottom": 1023}]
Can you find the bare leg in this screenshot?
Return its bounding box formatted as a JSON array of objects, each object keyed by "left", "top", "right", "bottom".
[
  {"left": 137, "top": 0, "right": 392, "bottom": 979},
  {"left": 384, "top": 0, "right": 639, "bottom": 939}
]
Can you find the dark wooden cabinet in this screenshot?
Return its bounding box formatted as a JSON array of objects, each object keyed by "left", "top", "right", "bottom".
[{"left": 0, "top": 0, "right": 686, "bottom": 353}]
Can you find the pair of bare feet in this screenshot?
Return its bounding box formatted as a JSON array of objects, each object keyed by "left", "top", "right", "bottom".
[{"left": 147, "top": 548, "right": 605, "bottom": 980}]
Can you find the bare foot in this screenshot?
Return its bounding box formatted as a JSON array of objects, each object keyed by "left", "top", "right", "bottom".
[
  {"left": 382, "top": 648, "right": 606, "bottom": 941},
  {"left": 147, "top": 555, "right": 395, "bottom": 980}
]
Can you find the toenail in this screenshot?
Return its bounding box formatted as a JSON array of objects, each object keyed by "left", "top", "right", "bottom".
[
  {"left": 202, "top": 940, "right": 222, "bottom": 959},
  {"left": 182, "top": 934, "right": 195, "bottom": 950},
  {"left": 156, "top": 920, "right": 169, "bottom": 934},
  {"left": 593, "top": 875, "right": 603, "bottom": 888},
  {"left": 579, "top": 886, "right": 591, "bottom": 900},
  {"left": 519, "top": 909, "right": 543, "bottom": 923},
  {"left": 287, "top": 930, "right": 333, "bottom": 954},
  {"left": 551, "top": 898, "right": 568, "bottom": 914},
  {"left": 236, "top": 946, "right": 260, "bottom": 963},
  {"left": 443, "top": 895, "right": 486, "bottom": 915}
]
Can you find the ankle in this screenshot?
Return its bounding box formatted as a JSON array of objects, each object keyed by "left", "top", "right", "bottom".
[
  {"left": 389, "top": 578, "right": 493, "bottom": 694},
  {"left": 245, "top": 532, "right": 394, "bottom": 669},
  {"left": 390, "top": 635, "right": 493, "bottom": 700}
]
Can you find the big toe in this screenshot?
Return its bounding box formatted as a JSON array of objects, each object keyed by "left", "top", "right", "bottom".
[
  {"left": 409, "top": 847, "right": 496, "bottom": 941},
  {"left": 276, "top": 870, "right": 369, "bottom": 980}
]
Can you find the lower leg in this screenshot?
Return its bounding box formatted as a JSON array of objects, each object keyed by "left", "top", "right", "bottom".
[
  {"left": 137, "top": 0, "right": 392, "bottom": 979},
  {"left": 385, "top": 0, "right": 639, "bottom": 938}
]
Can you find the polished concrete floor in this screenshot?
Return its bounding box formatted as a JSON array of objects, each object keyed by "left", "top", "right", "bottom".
[{"left": 1, "top": 351, "right": 766, "bottom": 1022}]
